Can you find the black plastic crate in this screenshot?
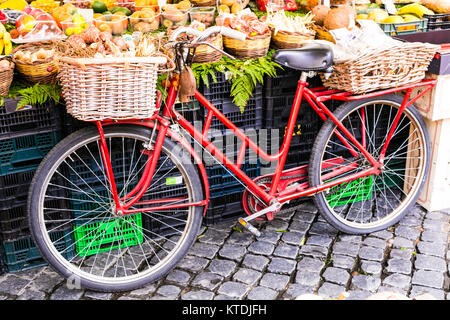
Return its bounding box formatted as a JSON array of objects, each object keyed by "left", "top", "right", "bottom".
[
  {"left": 0, "top": 227, "right": 75, "bottom": 273},
  {"left": 203, "top": 186, "right": 244, "bottom": 226},
  {"left": 199, "top": 71, "right": 264, "bottom": 103},
  {"left": 61, "top": 109, "right": 90, "bottom": 136},
  {"left": 263, "top": 71, "right": 323, "bottom": 97},
  {"left": 263, "top": 93, "right": 322, "bottom": 129},
  {"left": 0, "top": 130, "right": 61, "bottom": 176},
  {"left": 205, "top": 95, "right": 263, "bottom": 132},
  {"left": 424, "top": 13, "right": 450, "bottom": 30},
  {"left": 263, "top": 68, "right": 301, "bottom": 97},
  {"left": 199, "top": 71, "right": 232, "bottom": 101},
  {"left": 0, "top": 169, "right": 35, "bottom": 207},
  {"left": 207, "top": 161, "right": 261, "bottom": 197},
  {"left": 0, "top": 99, "right": 62, "bottom": 139}
]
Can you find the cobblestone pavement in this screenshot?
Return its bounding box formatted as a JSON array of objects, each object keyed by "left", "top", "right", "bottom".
[{"left": 0, "top": 201, "right": 449, "bottom": 300}]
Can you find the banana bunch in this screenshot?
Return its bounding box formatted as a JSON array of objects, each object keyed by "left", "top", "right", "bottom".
[
  {"left": 396, "top": 3, "right": 435, "bottom": 18},
  {"left": 0, "top": 24, "right": 12, "bottom": 56}
]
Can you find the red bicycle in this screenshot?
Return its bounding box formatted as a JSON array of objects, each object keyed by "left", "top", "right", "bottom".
[{"left": 28, "top": 26, "right": 436, "bottom": 291}]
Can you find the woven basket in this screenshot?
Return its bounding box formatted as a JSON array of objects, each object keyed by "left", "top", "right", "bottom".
[
  {"left": 223, "top": 32, "right": 271, "bottom": 59},
  {"left": 58, "top": 56, "right": 167, "bottom": 121},
  {"left": 320, "top": 42, "right": 439, "bottom": 94},
  {"left": 0, "top": 58, "right": 14, "bottom": 97},
  {"left": 12, "top": 42, "right": 59, "bottom": 85},
  {"left": 193, "top": 34, "right": 223, "bottom": 63},
  {"left": 270, "top": 28, "right": 316, "bottom": 49},
  {"left": 192, "top": 0, "right": 217, "bottom": 6}
]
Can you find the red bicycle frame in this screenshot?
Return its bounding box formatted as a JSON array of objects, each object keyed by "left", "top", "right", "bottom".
[{"left": 95, "top": 74, "right": 437, "bottom": 218}]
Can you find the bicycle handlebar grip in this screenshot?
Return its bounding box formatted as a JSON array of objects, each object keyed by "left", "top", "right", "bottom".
[{"left": 219, "top": 27, "right": 247, "bottom": 41}]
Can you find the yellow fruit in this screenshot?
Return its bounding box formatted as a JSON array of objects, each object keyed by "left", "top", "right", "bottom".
[
  {"left": 221, "top": 0, "right": 236, "bottom": 6},
  {"left": 367, "top": 8, "right": 389, "bottom": 22},
  {"left": 231, "top": 3, "right": 241, "bottom": 13},
  {"left": 356, "top": 13, "right": 368, "bottom": 20},
  {"left": 396, "top": 3, "right": 434, "bottom": 18},
  {"left": 176, "top": 0, "right": 191, "bottom": 10},
  {"left": 218, "top": 4, "right": 230, "bottom": 14},
  {"left": 0, "top": 39, "right": 4, "bottom": 55},
  {"left": 381, "top": 15, "right": 404, "bottom": 23},
  {"left": 401, "top": 14, "right": 420, "bottom": 22}
]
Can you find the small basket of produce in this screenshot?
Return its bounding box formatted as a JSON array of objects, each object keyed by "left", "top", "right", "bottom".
[
  {"left": 12, "top": 41, "right": 59, "bottom": 85},
  {"left": 320, "top": 22, "right": 439, "bottom": 94},
  {"left": 57, "top": 27, "right": 172, "bottom": 121},
  {"left": 0, "top": 57, "right": 14, "bottom": 97},
  {"left": 266, "top": 10, "right": 316, "bottom": 49},
  {"left": 218, "top": 10, "right": 271, "bottom": 59},
  {"left": 191, "top": 0, "right": 216, "bottom": 7}
]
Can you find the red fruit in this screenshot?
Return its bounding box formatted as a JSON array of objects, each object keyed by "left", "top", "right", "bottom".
[
  {"left": 29, "top": 8, "right": 45, "bottom": 18},
  {"left": 36, "top": 13, "right": 54, "bottom": 22},
  {"left": 23, "top": 6, "right": 33, "bottom": 15}
]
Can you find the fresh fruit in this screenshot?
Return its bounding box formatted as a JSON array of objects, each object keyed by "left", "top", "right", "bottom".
[
  {"left": 16, "top": 14, "right": 36, "bottom": 32},
  {"left": 323, "top": 6, "right": 357, "bottom": 30},
  {"left": 401, "top": 14, "right": 421, "bottom": 22},
  {"left": 395, "top": 3, "right": 434, "bottom": 18},
  {"left": 367, "top": 8, "right": 389, "bottom": 22},
  {"left": 356, "top": 13, "right": 368, "bottom": 20},
  {"left": 381, "top": 15, "right": 404, "bottom": 23},
  {"left": 0, "top": 0, "right": 28, "bottom": 11},
  {"left": 176, "top": 0, "right": 191, "bottom": 10},
  {"left": 231, "top": 3, "right": 242, "bottom": 13},
  {"left": 220, "top": 0, "right": 236, "bottom": 6},
  {"left": 92, "top": 0, "right": 108, "bottom": 13},
  {"left": 218, "top": 4, "right": 230, "bottom": 13},
  {"left": 311, "top": 5, "right": 330, "bottom": 26}
]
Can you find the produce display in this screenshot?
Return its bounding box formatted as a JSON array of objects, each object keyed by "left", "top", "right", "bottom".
[{"left": 0, "top": 0, "right": 446, "bottom": 99}]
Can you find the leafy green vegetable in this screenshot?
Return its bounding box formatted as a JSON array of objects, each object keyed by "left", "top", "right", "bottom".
[
  {"left": 191, "top": 50, "right": 282, "bottom": 113},
  {"left": 1, "top": 81, "right": 62, "bottom": 108}
]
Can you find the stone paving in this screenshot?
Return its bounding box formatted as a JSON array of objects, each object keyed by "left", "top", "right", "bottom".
[{"left": 0, "top": 201, "right": 449, "bottom": 300}]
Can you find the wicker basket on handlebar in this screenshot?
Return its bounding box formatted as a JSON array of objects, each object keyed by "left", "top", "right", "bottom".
[
  {"left": 58, "top": 56, "right": 168, "bottom": 121},
  {"left": 320, "top": 42, "right": 439, "bottom": 94},
  {"left": 223, "top": 32, "right": 271, "bottom": 59}
]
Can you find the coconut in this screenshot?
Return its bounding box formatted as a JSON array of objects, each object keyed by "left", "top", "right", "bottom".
[
  {"left": 311, "top": 5, "right": 330, "bottom": 26},
  {"left": 323, "top": 6, "right": 356, "bottom": 30}
]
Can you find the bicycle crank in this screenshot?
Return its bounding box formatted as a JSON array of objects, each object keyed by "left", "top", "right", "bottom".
[{"left": 237, "top": 201, "right": 282, "bottom": 237}]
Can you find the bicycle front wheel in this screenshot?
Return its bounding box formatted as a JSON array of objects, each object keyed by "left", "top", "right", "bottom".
[
  {"left": 28, "top": 125, "right": 204, "bottom": 292},
  {"left": 309, "top": 94, "right": 430, "bottom": 234}
]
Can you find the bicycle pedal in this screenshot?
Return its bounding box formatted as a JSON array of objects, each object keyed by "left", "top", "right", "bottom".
[{"left": 238, "top": 218, "right": 261, "bottom": 237}]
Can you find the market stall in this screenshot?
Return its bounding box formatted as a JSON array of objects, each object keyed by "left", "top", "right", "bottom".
[{"left": 0, "top": 0, "right": 447, "bottom": 276}]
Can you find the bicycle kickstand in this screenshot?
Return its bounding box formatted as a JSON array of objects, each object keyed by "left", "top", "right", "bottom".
[{"left": 237, "top": 201, "right": 282, "bottom": 237}]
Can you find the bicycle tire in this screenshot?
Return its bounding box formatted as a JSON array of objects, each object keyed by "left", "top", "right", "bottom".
[
  {"left": 308, "top": 94, "right": 430, "bottom": 234},
  {"left": 28, "top": 125, "right": 204, "bottom": 292}
]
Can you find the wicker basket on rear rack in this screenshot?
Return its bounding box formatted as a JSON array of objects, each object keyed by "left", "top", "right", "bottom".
[
  {"left": 58, "top": 56, "right": 169, "bottom": 121},
  {"left": 320, "top": 42, "right": 439, "bottom": 94}
]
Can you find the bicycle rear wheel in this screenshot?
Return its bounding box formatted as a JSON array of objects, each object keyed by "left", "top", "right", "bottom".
[
  {"left": 309, "top": 94, "right": 430, "bottom": 234},
  {"left": 28, "top": 125, "right": 204, "bottom": 292}
]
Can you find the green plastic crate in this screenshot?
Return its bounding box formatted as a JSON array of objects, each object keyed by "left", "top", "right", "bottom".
[
  {"left": 73, "top": 214, "right": 144, "bottom": 257},
  {"left": 326, "top": 176, "right": 374, "bottom": 207}
]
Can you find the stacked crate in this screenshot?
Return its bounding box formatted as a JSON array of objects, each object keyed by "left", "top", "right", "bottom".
[
  {"left": 185, "top": 71, "right": 263, "bottom": 225},
  {"left": 261, "top": 69, "right": 325, "bottom": 175},
  {"left": 0, "top": 98, "right": 73, "bottom": 273}
]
